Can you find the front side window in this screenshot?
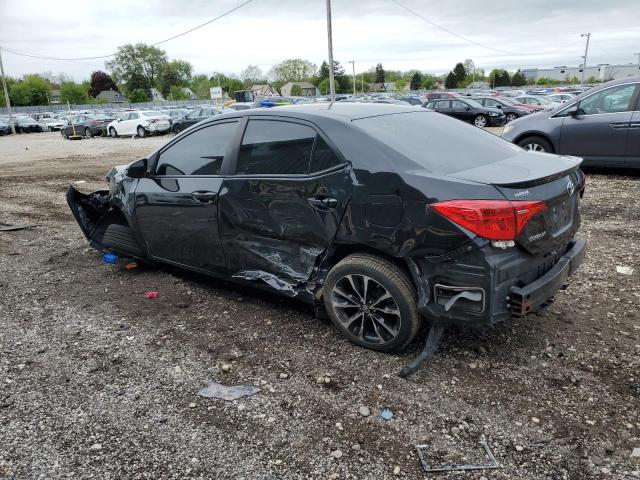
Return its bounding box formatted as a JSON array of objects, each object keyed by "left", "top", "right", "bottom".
[
  {"left": 236, "top": 120, "right": 316, "bottom": 175},
  {"left": 451, "top": 100, "right": 468, "bottom": 109},
  {"left": 155, "top": 121, "right": 239, "bottom": 176},
  {"left": 578, "top": 84, "right": 637, "bottom": 115}
]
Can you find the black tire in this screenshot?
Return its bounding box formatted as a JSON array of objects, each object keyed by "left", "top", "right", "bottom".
[
  {"left": 109, "top": 127, "right": 117, "bottom": 138},
  {"left": 323, "top": 254, "right": 420, "bottom": 353},
  {"left": 137, "top": 126, "right": 145, "bottom": 138},
  {"left": 473, "top": 114, "right": 488, "bottom": 128},
  {"left": 102, "top": 224, "right": 143, "bottom": 257},
  {"left": 62, "top": 130, "right": 69, "bottom": 139},
  {"left": 85, "top": 127, "right": 93, "bottom": 138},
  {"left": 517, "top": 135, "right": 554, "bottom": 153},
  {"left": 172, "top": 124, "right": 182, "bottom": 134}
]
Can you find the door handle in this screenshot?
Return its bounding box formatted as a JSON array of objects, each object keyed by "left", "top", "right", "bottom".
[
  {"left": 609, "top": 122, "right": 630, "bottom": 130},
  {"left": 308, "top": 197, "right": 338, "bottom": 210},
  {"left": 192, "top": 191, "right": 218, "bottom": 204}
]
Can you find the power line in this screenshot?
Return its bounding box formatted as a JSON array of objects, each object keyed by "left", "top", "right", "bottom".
[
  {"left": 0, "top": 0, "right": 255, "bottom": 62},
  {"left": 391, "top": 0, "right": 570, "bottom": 57}
]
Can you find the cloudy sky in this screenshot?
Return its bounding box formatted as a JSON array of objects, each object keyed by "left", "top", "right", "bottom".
[{"left": 1, "top": 0, "right": 639, "bottom": 81}]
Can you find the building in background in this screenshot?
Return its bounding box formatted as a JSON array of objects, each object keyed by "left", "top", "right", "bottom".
[
  {"left": 280, "top": 81, "right": 317, "bottom": 97},
  {"left": 96, "top": 89, "right": 128, "bottom": 103},
  {"left": 522, "top": 63, "right": 640, "bottom": 82}
]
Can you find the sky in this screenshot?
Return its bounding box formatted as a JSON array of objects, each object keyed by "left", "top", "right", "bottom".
[{"left": 1, "top": 0, "right": 639, "bottom": 81}]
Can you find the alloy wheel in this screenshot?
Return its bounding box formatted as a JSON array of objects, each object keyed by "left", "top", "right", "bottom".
[
  {"left": 522, "top": 143, "right": 546, "bottom": 152},
  {"left": 506, "top": 113, "right": 517, "bottom": 123},
  {"left": 109, "top": 127, "right": 117, "bottom": 138},
  {"left": 330, "top": 274, "right": 401, "bottom": 345},
  {"left": 474, "top": 115, "right": 487, "bottom": 127}
]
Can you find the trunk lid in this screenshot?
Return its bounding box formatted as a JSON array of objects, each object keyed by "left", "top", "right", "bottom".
[{"left": 449, "top": 152, "right": 583, "bottom": 255}]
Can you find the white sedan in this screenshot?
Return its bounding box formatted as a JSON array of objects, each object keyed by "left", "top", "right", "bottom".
[{"left": 107, "top": 111, "right": 171, "bottom": 138}]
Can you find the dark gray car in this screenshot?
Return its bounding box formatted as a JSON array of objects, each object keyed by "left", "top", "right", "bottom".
[{"left": 502, "top": 76, "right": 640, "bottom": 168}]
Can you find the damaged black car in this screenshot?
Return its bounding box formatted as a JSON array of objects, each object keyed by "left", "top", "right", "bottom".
[{"left": 67, "top": 103, "right": 586, "bottom": 360}]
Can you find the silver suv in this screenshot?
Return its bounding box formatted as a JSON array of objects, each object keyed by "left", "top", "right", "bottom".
[{"left": 502, "top": 76, "right": 640, "bottom": 169}]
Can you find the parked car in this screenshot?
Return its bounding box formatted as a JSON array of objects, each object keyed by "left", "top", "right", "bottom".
[
  {"left": 514, "top": 95, "right": 561, "bottom": 110},
  {"left": 223, "top": 102, "right": 254, "bottom": 113},
  {"left": 107, "top": 111, "right": 171, "bottom": 138},
  {"left": 471, "top": 96, "right": 533, "bottom": 122},
  {"left": 14, "top": 116, "right": 42, "bottom": 133},
  {"left": 424, "top": 91, "right": 461, "bottom": 101},
  {"left": 0, "top": 119, "right": 12, "bottom": 135},
  {"left": 502, "top": 76, "right": 640, "bottom": 168},
  {"left": 42, "top": 117, "right": 67, "bottom": 131},
  {"left": 546, "top": 93, "right": 575, "bottom": 103},
  {"left": 67, "top": 103, "right": 586, "bottom": 357},
  {"left": 397, "top": 96, "right": 423, "bottom": 106},
  {"left": 160, "top": 109, "right": 190, "bottom": 122},
  {"left": 62, "top": 114, "right": 114, "bottom": 138},
  {"left": 423, "top": 98, "right": 506, "bottom": 127},
  {"left": 170, "top": 107, "right": 219, "bottom": 133}
]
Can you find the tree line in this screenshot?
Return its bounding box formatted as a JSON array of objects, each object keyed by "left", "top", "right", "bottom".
[{"left": 1, "top": 45, "right": 604, "bottom": 108}]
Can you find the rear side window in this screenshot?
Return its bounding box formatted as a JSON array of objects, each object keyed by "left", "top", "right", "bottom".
[
  {"left": 353, "top": 111, "right": 522, "bottom": 175},
  {"left": 578, "top": 84, "right": 637, "bottom": 115},
  {"left": 310, "top": 136, "right": 342, "bottom": 173},
  {"left": 236, "top": 120, "right": 315, "bottom": 175},
  {"left": 155, "top": 121, "right": 238, "bottom": 176}
]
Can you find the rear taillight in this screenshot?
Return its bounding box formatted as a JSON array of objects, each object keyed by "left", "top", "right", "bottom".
[{"left": 430, "top": 200, "right": 547, "bottom": 241}]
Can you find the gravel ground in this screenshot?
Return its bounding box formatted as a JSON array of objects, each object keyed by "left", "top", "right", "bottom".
[{"left": 0, "top": 132, "right": 639, "bottom": 480}]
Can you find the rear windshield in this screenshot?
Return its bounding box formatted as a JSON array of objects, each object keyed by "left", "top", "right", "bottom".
[{"left": 353, "top": 111, "right": 521, "bottom": 174}]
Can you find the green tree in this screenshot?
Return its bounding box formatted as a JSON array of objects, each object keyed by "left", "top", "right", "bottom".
[
  {"left": 409, "top": 72, "right": 422, "bottom": 90},
  {"left": 453, "top": 62, "right": 466, "bottom": 86},
  {"left": 463, "top": 59, "right": 475, "bottom": 78},
  {"left": 317, "top": 78, "right": 330, "bottom": 95},
  {"left": 60, "top": 82, "right": 89, "bottom": 104},
  {"left": 210, "top": 73, "right": 244, "bottom": 94},
  {"left": 318, "top": 61, "right": 330, "bottom": 83},
  {"left": 499, "top": 70, "right": 511, "bottom": 87},
  {"left": 511, "top": 69, "right": 526, "bottom": 87},
  {"left": 128, "top": 88, "right": 149, "bottom": 103},
  {"left": 290, "top": 84, "right": 303, "bottom": 96},
  {"left": 395, "top": 79, "right": 407, "bottom": 92},
  {"left": 374, "top": 63, "right": 385, "bottom": 83},
  {"left": 106, "top": 43, "right": 168, "bottom": 94},
  {"left": 89, "top": 71, "right": 118, "bottom": 97},
  {"left": 190, "top": 74, "right": 212, "bottom": 98},
  {"left": 10, "top": 75, "right": 51, "bottom": 106},
  {"left": 445, "top": 72, "right": 457, "bottom": 89},
  {"left": 169, "top": 85, "right": 190, "bottom": 100},
  {"left": 159, "top": 60, "right": 192, "bottom": 97},
  {"left": 269, "top": 59, "right": 316, "bottom": 83},
  {"left": 240, "top": 65, "right": 265, "bottom": 86}
]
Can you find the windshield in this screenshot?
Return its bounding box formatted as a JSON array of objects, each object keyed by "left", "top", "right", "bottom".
[
  {"left": 498, "top": 97, "right": 518, "bottom": 106},
  {"left": 353, "top": 111, "right": 522, "bottom": 174},
  {"left": 463, "top": 98, "right": 484, "bottom": 109}
]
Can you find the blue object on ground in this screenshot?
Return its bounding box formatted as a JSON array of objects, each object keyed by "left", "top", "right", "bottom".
[
  {"left": 380, "top": 408, "right": 394, "bottom": 421},
  {"left": 103, "top": 252, "right": 119, "bottom": 264}
]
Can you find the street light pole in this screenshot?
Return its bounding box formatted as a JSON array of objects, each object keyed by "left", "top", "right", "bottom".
[
  {"left": 580, "top": 33, "right": 591, "bottom": 86},
  {"left": 0, "top": 47, "right": 16, "bottom": 135},
  {"left": 325, "top": 0, "right": 336, "bottom": 101},
  {"left": 348, "top": 60, "right": 356, "bottom": 97}
]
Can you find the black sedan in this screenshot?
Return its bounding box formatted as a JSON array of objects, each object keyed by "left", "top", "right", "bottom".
[
  {"left": 470, "top": 96, "right": 532, "bottom": 123},
  {"left": 62, "top": 114, "right": 114, "bottom": 138},
  {"left": 423, "top": 98, "right": 506, "bottom": 127},
  {"left": 67, "top": 103, "right": 585, "bottom": 360},
  {"left": 14, "top": 116, "right": 42, "bottom": 133},
  {"left": 170, "top": 107, "right": 219, "bottom": 134},
  {"left": 0, "top": 119, "right": 11, "bottom": 135}
]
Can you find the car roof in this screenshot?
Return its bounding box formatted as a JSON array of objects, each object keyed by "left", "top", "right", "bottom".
[{"left": 210, "top": 102, "right": 421, "bottom": 123}]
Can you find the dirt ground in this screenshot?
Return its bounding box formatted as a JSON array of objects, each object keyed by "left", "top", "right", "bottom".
[{"left": 0, "top": 132, "right": 638, "bottom": 480}]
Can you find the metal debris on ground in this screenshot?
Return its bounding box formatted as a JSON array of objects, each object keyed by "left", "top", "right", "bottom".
[
  {"left": 0, "top": 223, "right": 39, "bottom": 232},
  {"left": 197, "top": 382, "right": 261, "bottom": 401},
  {"left": 145, "top": 291, "right": 159, "bottom": 299},
  {"left": 125, "top": 261, "right": 138, "bottom": 270},
  {"left": 103, "top": 252, "right": 119, "bottom": 264},
  {"left": 380, "top": 408, "right": 394, "bottom": 421},
  {"left": 416, "top": 441, "right": 500, "bottom": 473}
]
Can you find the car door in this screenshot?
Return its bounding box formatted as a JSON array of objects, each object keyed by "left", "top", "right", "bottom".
[
  {"left": 558, "top": 83, "right": 639, "bottom": 167},
  {"left": 114, "top": 113, "right": 130, "bottom": 134},
  {"left": 450, "top": 100, "right": 473, "bottom": 121},
  {"left": 434, "top": 100, "right": 451, "bottom": 116},
  {"left": 133, "top": 119, "right": 241, "bottom": 272},
  {"left": 626, "top": 94, "right": 640, "bottom": 168},
  {"left": 125, "top": 112, "right": 140, "bottom": 134},
  {"left": 218, "top": 117, "right": 352, "bottom": 294}
]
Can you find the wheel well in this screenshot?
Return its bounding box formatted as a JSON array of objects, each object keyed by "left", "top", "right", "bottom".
[
  {"left": 513, "top": 132, "right": 555, "bottom": 152},
  {"left": 320, "top": 244, "right": 413, "bottom": 288}
]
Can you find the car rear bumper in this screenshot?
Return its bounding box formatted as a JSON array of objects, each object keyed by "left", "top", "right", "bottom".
[
  {"left": 509, "top": 238, "right": 586, "bottom": 316},
  {"left": 410, "top": 237, "right": 586, "bottom": 327}
]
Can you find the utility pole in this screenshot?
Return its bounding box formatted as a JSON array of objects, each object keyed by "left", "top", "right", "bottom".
[
  {"left": 0, "top": 47, "right": 16, "bottom": 135},
  {"left": 580, "top": 33, "right": 591, "bottom": 86},
  {"left": 325, "top": 0, "right": 336, "bottom": 101},
  {"left": 635, "top": 52, "right": 640, "bottom": 65},
  {"left": 348, "top": 60, "right": 356, "bottom": 97}
]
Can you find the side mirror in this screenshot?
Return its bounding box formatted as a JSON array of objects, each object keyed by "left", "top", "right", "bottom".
[
  {"left": 127, "top": 158, "right": 148, "bottom": 178},
  {"left": 496, "top": 105, "right": 502, "bottom": 109},
  {"left": 566, "top": 105, "right": 581, "bottom": 117},
  {"left": 465, "top": 107, "right": 471, "bottom": 111}
]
